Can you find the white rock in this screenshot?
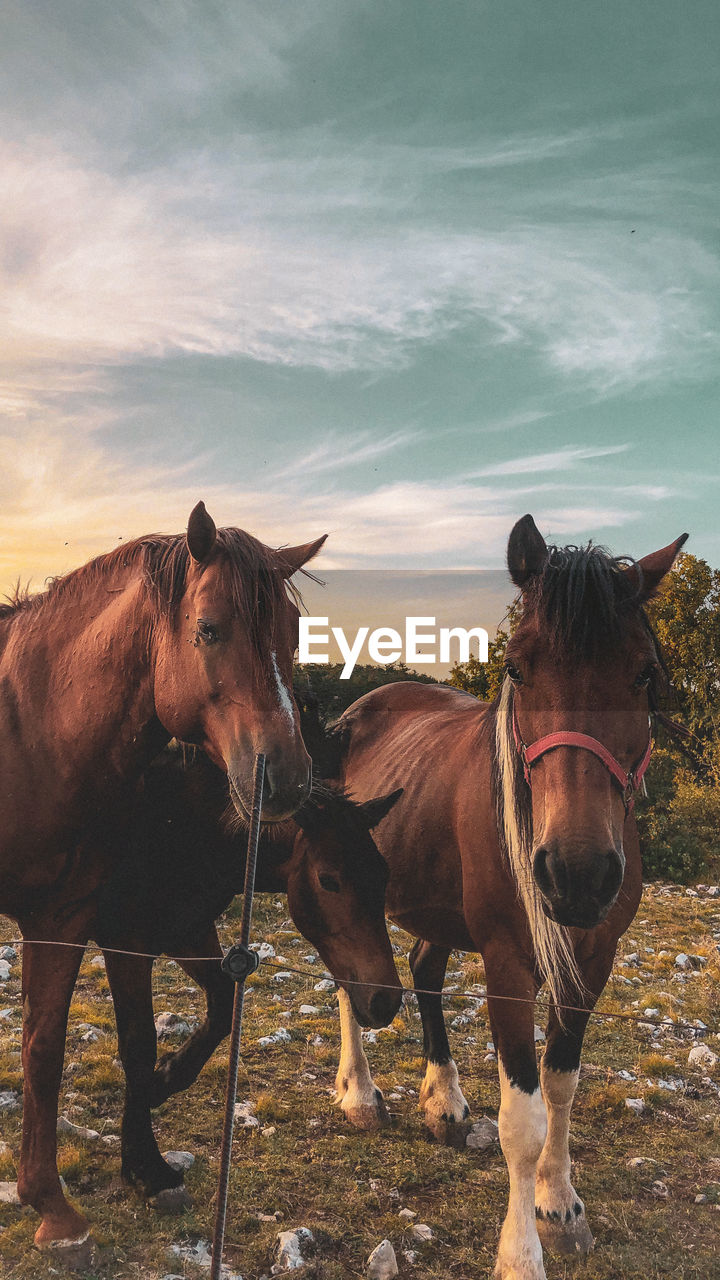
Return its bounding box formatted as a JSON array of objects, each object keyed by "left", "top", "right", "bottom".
[
  {"left": 298, "top": 1005, "right": 320, "bottom": 1016},
  {"left": 314, "top": 979, "right": 335, "bottom": 992},
  {"left": 625, "top": 1098, "right": 645, "bottom": 1115},
  {"left": 643, "top": 1008, "right": 660, "bottom": 1018},
  {"left": 169, "top": 1239, "right": 242, "bottom": 1278},
  {"left": 652, "top": 1180, "right": 669, "bottom": 1198},
  {"left": 627, "top": 1157, "right": 657, "bottom": 1170},
  {"left": 155, "top": 1012, "right": 193, "bottom": 1039},
  {"left": 164, "top": 1150, "right": 195, "bottom": 1171},
  {"left": 0, "top": 1092, "right": 20, "bottom": 1114},
  {"left": 0, "top": 1009, "right": 13, "bottom": 1022},
  {"left": 0, "top": 946, "right": 17, "bottom": 962},
  {"left": 0, "top": 1182, "right": 21, "bottom": 1205},
  {"left": 257, "top": 1028, "right": 292, "bottom": 1046},
  {"left": 80, "top": 1029, "right": 100, "bottom": 1043},
  {"left": 90, "top": 955, "right": 106, "bottom": 969},
  {"left": 533, "top": 1025, "right": 545, "bottom": 1042},
  {"left": 466, "top": 1117, "right": 499, "bottom": 1150},
  {"left": 57, "top": 1116, "right": 100, "bottom": 1140},
  {"left": 675, "top": 953, "right": 690, "bottom": 969},
  {"left": 0, "top": 1140, "right": 12, "bottom": 1158},
  {"left": 0, "top": 961, "right": 11, "bottom": 982},
  {"left": 261, "top": 1126, "right": 276, "bottom": 1137},
  {"left": 272, "top": 1227, "right": 314, "bottom": 1271},
  {"left": 249, "top": 942, "right": 276, "bottom": 960},
  {"left": 409, "top": 1223, "right": 433, "bottom": 1242},
  {"left": 398, "top": 1208, "right": 417, "bottom": 1222},
  {"left": 234, "top": 1100, "right": 259, "bottom": 1127},
  {"left": 403, "top": 1251, "right": 419, "bottom": 1264},
  {"left": 272, "top": 972, "right": 294, "bottom": 982},
  {"left": 617, "top": 1070, "right": 636, "bottom": 1081},
  {"left": 367, "top": 1239, "right": 398, "bottom": 1278},
  {"left": 688, "top": 1044, "right": 719, "bottom": 1069}
]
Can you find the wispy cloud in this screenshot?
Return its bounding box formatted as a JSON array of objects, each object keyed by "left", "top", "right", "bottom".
[
  {"left": 2, "top": 135, "right": 718, "bottom": 390},
  {"left": 271, "top": 429, "right": 421, "bottom": 480},
  {"left": 468, "top": 443, "right": 630, "bottom": 478}
]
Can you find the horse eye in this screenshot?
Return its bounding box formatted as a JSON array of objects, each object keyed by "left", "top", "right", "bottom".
[
  {"left": 504, "top": 662, "right": 523, "bottom": 684},
  {"left": 318, "top": 873, "right": 340, "bottom": 894},
  {"left": 634, "top": 663, "right": 656, "bottom": 689},
  {"left": 196, "top": 619, "right": 219, "bottom": 645}
]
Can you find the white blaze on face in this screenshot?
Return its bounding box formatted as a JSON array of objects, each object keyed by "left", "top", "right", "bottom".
[{"left": 271, "top": 650, "right": 295, "bottom": 731}]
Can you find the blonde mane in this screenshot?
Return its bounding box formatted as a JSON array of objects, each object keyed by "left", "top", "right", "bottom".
[{"left": 494, "top": 676, "right": 584, "bottom": 1014}]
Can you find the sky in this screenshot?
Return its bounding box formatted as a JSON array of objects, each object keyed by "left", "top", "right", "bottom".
[{"left": 2, "top": 0, "right": 719, "bottom": 602}]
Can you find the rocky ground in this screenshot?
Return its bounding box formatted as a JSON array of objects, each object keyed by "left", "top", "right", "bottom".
[{"left": 0, "top": 883, "right": 718, "bottom": 1279}]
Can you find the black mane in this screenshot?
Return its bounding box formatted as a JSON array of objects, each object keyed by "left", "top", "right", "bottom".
[{"left": 522, "top": 542, "right": 645, "bottom": 660}]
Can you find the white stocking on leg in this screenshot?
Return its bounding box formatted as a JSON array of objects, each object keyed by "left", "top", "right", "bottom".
[
  {"left": 334, "top": 988, "right": 389, "bottom": 1130},
  {"left": 494, "top": 1062, "right": 548, "bottom": 1280},
  {"left": 535, "top": 1063, "right": 594, "bottom": 1255}
]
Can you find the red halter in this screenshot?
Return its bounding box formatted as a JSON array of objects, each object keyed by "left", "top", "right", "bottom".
[{"left": 512, "top": 704, "right": 653, "bottom": 815}]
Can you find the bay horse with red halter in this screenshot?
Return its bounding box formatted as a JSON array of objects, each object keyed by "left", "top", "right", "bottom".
[
  {"left": 329, "top": 516, "right": 687, "bottom": 1280},
  {"left": 0, "top": 502, "right": 325, "bottom": 1260},
  {"left": 91, "top": 747, "right": 403, "bottom": 1209}
]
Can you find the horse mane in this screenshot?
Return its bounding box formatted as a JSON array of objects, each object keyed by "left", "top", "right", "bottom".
[
  {"left": 1, "top": 527, "right": 300, "bottom": 673},
  {"left": 519, "top": 541, "right": 645, "bottom": 662},
  {"left": 493, "top": 678, "right": 584, "bottom": 1013}
]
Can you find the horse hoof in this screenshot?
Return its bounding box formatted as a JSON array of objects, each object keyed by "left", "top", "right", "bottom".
[
  {"left": 148, "top": 1184, "right": 193, "bottom": 1214},
  {"left": 536, "top": 1210, "right": 594, "bottom": 1257},
  {"left": 343, "top": 1099, "right": 390, "bottom": 1131},
  {"left": 36, "top": 1230, "right": 94, "bottom": 1270},
  {"left": 425, "top": 1115, "right": 472, "bottom": 1148}
]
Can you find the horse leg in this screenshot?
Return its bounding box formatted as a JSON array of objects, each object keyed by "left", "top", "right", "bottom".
[
  {"left": 103, "top": 950, "right": 190, "bottom": 1212},
  {"left": 150, "top": 933, "right": 233, "bottom": 1105},
  {"left": 335, "top": 987, "right": 390, "bottom": 1129},
  {"left": 485, "top": 947, "right": 547, "bottom": 1280},
  {"left": 17, "top": 936, "right": 92, "bottom": 1262},
  {"left": 535, "top": 948, "right": 620, "bottom": 1256},
  {"left": 412, "top": 940, "right": 470, "bottom": 1147}
]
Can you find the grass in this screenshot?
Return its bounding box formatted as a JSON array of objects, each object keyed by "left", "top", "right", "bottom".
[{"left": 0, "top": 883, "right": 719, "bottom": 1279}]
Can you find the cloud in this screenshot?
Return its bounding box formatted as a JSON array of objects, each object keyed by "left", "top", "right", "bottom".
[
  {"left": 271, "top": 429, "right": 421, "bottom": 479},
  {"left": 467, "top": 443, "right": 630, "bottom": 478},
  {"left": 0, "top": 414, "right": 657, "bottom": 594},
  {"left": 1, "top": 134, "right": 718, "bottom": 389}
]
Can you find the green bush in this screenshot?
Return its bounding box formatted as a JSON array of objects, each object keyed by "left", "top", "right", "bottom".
[{"left": 636, "top": 748, "right": 720, "bottom": 882}]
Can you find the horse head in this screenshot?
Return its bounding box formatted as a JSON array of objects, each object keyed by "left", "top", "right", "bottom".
[
  {"left": 152, "top": 502, "right": 326, "bottom": 821},
  {"left": 285, "top": 785, "right": 404, "bottom": 1027},
  {"left": 503, "top": 514, "right": 687, "bottom": 929}
]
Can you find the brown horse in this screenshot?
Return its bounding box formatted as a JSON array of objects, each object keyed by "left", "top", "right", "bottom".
[
  {"left": 0, "top": 503, "right": 325, "bottom": 1257},
  {"left": 329, "top": 516, "right": 686, "bottom": 1280},
  {"left": 90, "top": 747, "right": 403, "bottom": 1209}
]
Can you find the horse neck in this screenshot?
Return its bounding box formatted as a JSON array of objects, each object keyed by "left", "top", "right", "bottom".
[{"left": 0, "top": 572, "right": 166, "bottom": 810}]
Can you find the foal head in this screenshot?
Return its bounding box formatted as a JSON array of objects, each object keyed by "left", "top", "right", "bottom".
[
  {"left": 503, "top": 514, "right": 687, "bottom": 930},
  {"left": 151, "top": 502, "right": 326, "bottom": 821},
  {"left": 285, "top": 785, "right": 404, "bottom": 1028}
]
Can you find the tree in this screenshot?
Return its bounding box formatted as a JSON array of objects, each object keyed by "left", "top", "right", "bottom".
[{"left": 644, "top": 552, "right": 720, "bottom": 766}]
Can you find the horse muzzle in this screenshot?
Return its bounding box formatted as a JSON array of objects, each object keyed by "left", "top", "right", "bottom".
[{"left": 533, "top": 841, "right": 625, "bottom": 930}]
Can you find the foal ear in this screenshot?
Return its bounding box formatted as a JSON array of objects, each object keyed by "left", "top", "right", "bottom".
[
  {"left": 360, "top": 788, "right": 403, "bottom": 830},
  {"left": 623, "top": 533, "right": 689, "bottom": 600},
  {"left": 507, "top": 514, "right": 548, "bottom": 589},
  {"left": 187, "top": 501, "right": 217, "bottom": 564},
  {"left": 275, "top": 534, "right": 328, "bottom": 579}
]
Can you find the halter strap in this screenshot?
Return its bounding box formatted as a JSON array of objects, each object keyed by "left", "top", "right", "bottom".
[{"left": 512, "top": 704, "right": 652, "bottom": 815}]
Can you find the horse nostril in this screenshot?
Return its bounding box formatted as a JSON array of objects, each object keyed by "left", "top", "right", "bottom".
[
  {"left": 533, "top": 846, "right": 553, "bottom": 897},
  {"left": 599, "top": 849, "right": 623, "bottom": 901}
]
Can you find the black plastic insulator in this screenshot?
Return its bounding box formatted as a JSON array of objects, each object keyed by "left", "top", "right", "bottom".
[{"left": 221, "top": 944, "right": 261, "bottom": 984}]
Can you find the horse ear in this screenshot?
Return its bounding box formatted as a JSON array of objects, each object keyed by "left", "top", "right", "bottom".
[
  {"left": 187, "top": 502, "right": 217, "bottom": 564},
  {"left": 507, "top": 514, "right": 548, "bottom": 589},
  {"left": 360, "top": 788, "right": 403, "bottom": 830},
  {"left": 276, "top": 534, "right": 328, "bottom": 579},
  {"left": 623, "top": 533, "right": 689, "bottom": 600}
]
